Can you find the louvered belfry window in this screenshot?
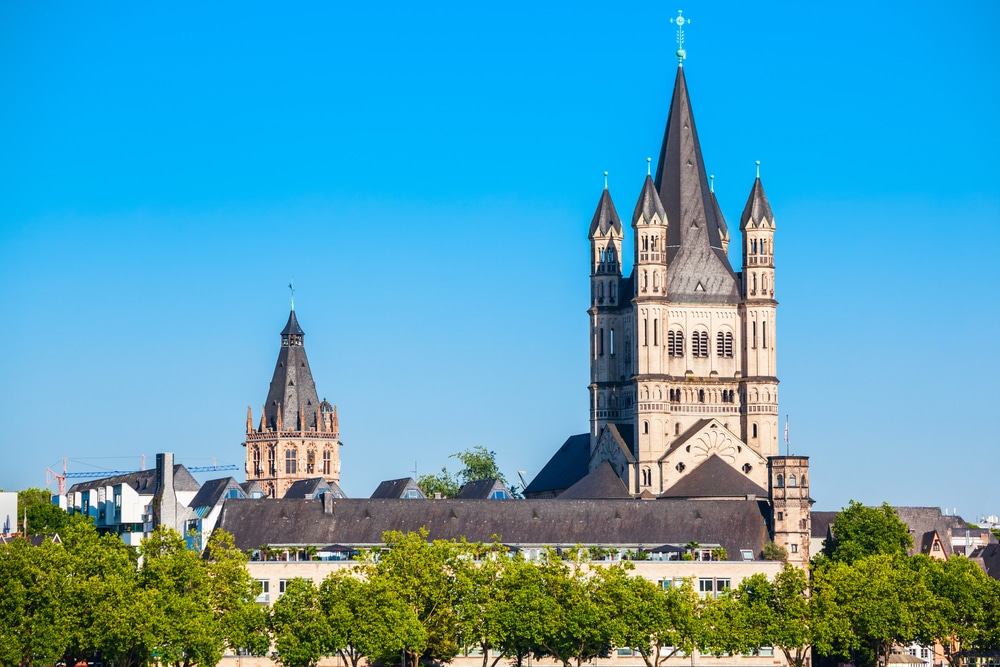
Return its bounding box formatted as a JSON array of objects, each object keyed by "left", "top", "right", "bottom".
[
  {"left": 668, "top": 330, "right": 684, "bottom": 357},
  {"left": 716, "top": 331, "right": 733, "bottom": 357},
  {"left": 693, "top": 331, "right": 709, "bottom": 357}
]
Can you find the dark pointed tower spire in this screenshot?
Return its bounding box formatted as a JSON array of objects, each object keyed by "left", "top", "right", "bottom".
[
  {"left": 265, "top": 309, "right": 319, "bottom": 431},
  {"left": 653, "top": 66, "right": 739, "bottom": 303}
]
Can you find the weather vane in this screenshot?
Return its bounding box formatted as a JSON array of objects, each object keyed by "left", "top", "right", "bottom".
[
  {"left": 670, "top": 10, "right": 688, "bottom": 64},
  {"left": 288, "top": 278, "right": 295, "bottom": 311}
]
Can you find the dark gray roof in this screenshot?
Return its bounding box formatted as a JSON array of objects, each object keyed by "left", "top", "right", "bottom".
[
  {"left": 970, "top": 544, "right": 1000, "bottom": 581},
  {"left": 216, "top": 497, "right": 772, "bottom": 557},
  {"left": 189, "top": 477, "right": 244, "bottom": 509},
  {"left": 280, "top": 309, "right": 305, "bottom": 336},
  {"left": 67, "top": 464, "right": 199, "bottom": 494},
  {"left": 283, "top": 477, "right": 344, "bottom": 499},
  {"left": 370, "top": 478, "right": 424, "bottom": 499},
  {"left": 607, "top": 422, "right": 635, "bottom": 459},
  {"left": 659, "top": 455, "right": 767, "bottom": 499},
  {"left": 559, "top": 461, "right": 632, "bottom": 500},
  {"left": 894, "top": 507, "right": 961, "bottom": 557},
  {"left": 739, "top": 178, "right": 774, "bottom": 231},
  {"left": 631, "top": 174, "right": 668, "bottom": 226},
  {"left": 456, "top": 479, "right": 510, "bottom": 499},
  {"left": 661, "top": 419, "right": 712, "bottom": 460},
  {"left": 522, "top": 434, "right": 590, "bottom": 498},
  {"left": 810, "top": 511, "right": 838, "bottom": 541},
  {"left": 652, "top": 66, "right": 739, "bottom": 304},
  {"left": 240, "top": 480, "right": 265, "bottom": 497},
  {"left": 588, "top": 188, "right": 623, "bottom": 239},
  {"left": 260, "top": 310, "right": 322, "bottom": 432}
]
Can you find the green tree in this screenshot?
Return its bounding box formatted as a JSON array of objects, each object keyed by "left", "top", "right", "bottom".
[
  {"left": 824, "top": 501, "right": 912, "bottom": 564},
  {"left": 595, "top": 566, "right": 703, "bottom": 667},
  {"left": 452, "top": 542, "right": 511, "bottom": 667},
  {"left": 532, "top": 554, "right": 613, "bottom": 667},
  {"left": 320, "top": 570, "right": 426, "bottom": 667},
  {"left": 270, "top": 578, "right": 333, "bottom": 667},
  {"left": 728, "top": 564, "right": 841, "bottom": 667},
  {"left": 204, "top": 530, "right": 270, "bottom": 656},
  {"left": 453, "top": 445, "right": 509, "bottom": 488},
  {"left": 0, "top": 535, "right": 72, "bottom": 667},
  {"left": 367, "top": 530, "right": 459, "bottom": 664},
  {"left": 917, "top": 555, "right": 1000, "bottom": 662},
  {"left": 140, "top": 527, "right": 222, "bottom": 667},
  {"left": 17, "top": 487, "right": 66, "bottom": 536},
  {"left": 491, "top": 553, "right": 553, "bottom": 667},
  {"left": 762, "top": 541, "right": 788, "bottom": 561},
  {"left": 417, "top": 467, "right": 460, "bottom": 498},
  {"left": 813, "top": 554, "right": 942, "bottom": 667}
]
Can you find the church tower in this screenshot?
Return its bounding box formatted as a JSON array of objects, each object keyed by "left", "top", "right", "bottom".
[
  {"left": 243, "top": 307, "right": 342, "bottom": 498},
  {"left": 739, "top": 174, "right": 779, "bottom": 457},
  {"left": 584, "top": 50, "right": 778, "bottom": 496}
]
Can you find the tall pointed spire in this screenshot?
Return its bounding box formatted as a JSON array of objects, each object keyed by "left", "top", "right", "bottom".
[
  {"left": 587, "top": 187, "right": 623, "bottom": 240},
  {"left": 264, "top": 309, "right": 320, "bottom": 432},
  {"left": 653, "top": 66, "right": 739, "bottom": 303},
  {"left": 740, "top": 176, "right": 775, "bottom": 231}
]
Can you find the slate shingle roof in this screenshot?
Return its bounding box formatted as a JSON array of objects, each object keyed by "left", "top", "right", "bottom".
[
  {"left": 370, "top": 478, "right": 424, "bottom": 499},
  {"left": 558, "top": 461, "right": 632, "bottom": 500},
  {"left": 67, "top": 464, "right": 199, "bottom": 494},
  {"left": 653, "top": 66, "right": 739, "bottom": 304},
  {"left": 189, "top": 477, "right": 243, "bottom": 509},
  {"left": 456, "top": 479, "right": 509, "bottom": 499},
  {"left": 659, "top": 455, "right": 767, "bottom": 499},
  {"left": 522, "top": 434, "right": 590, "bottom": 498},
  {"left": 216, "top": 497, "right": 772, "bottom": 557},
  {"left": 263, "top": 310, "right": 322, "bottom": 432},
  {"left": 283, "top": 477, "right": 347, "bottom": 499}
]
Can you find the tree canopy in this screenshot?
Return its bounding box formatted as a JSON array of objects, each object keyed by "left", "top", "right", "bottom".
[{"left": 823, "top": 501, "right": 913, "bottom": 564}]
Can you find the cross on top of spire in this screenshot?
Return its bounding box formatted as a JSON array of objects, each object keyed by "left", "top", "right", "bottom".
[{"left": 670, "top": 10, "right": 689, "bottom": 64}]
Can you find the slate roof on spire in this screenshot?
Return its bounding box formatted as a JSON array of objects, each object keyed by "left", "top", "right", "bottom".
[
  {"left": 588, "top": 188, "right": 622, "bottom": 239},
  {"left": 281, "top": 309, "right": 305, "bottom": 337},
  {"left": 632, "top": 174, "right": 668, "bottom": 226},
  {"left": 263, "top": 311, "right": 321, "bottom": 432},
  {"left": 740, "top": 178, "right": 774, "bottom": 231},
  {"left": 653, "top": 66, "right": 739, "bottom": 304}
]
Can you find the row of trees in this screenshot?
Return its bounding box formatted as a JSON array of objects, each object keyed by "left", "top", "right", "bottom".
[
  {"left": 2, "top": 503, "right": 998, "bottom": 667},
  {"left": 266, "top": 523, "right": 1000, "bottom": 667},
  {"left": 0, "top": 517, "right": 268, "bottom": 667}
]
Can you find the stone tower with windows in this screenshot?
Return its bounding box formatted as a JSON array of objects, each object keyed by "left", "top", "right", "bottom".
[
  {"left": 587, "top": 61, "right": 780, "bottom": 496},
  {"left": 244, "top": 308, "right": 342, "bottom": 498},
  {"left": 768, "top": 456, "right": 811, "bottom": 565}
]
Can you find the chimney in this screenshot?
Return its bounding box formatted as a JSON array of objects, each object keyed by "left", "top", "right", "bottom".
[
  {"left": 153, "top": 453, "right": 178, "bottom": 534},
  {"left": 322, "top": 491, "right": 334, "bottom": 515}
]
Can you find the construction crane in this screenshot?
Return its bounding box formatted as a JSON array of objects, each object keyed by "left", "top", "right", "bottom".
[{"left": 46, "top": 458, "right": 240, "bottom": 495}]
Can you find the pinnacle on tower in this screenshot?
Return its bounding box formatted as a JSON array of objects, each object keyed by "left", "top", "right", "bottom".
[
  {"left": 587, "top": 187, "right": 622, "bottom": 240},
  {"left": 740, "top": 176, "right": 775, "bottom": 231}
]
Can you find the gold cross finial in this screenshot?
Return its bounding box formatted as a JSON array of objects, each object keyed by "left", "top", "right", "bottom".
[{"left": 670, "top": 10, "right": 689, "bottom": 64}]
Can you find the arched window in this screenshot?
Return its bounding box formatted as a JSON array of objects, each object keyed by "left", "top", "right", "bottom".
[
  {"left": 692, "top": 331, "right": 709, "bottom": 357},
  {"left": 776, "top": 474, "right": 784, "bottom": 488},
  {"left": 642, "top": 468, "right": 651, "bottom": 486},
  {"left": 801, "top": 475, "right": 807, "bottom": 487},
  {"left": 716, "top": 331, "right": 734, "bottom": 358},
  {"left": 788, "top": 474, "right": 797, "bottom": 487},
  {"left": 653, "top": 319, "right": 658, "bottom": 346},
  {"left": 307, "top": 450, "right": 315, "bottom": 474},
  {"left": 751, "top": 239, "right": 757, "bottom": 254},
  {"left": 668, "top": 330, "right": 684, "bottom": 357},
  {"left": 698, "top": 389, "right": 705, "bottom": 403},
  {"left": 763, "top": 320, "right": 768, "bottom": 348},
  {"left": 675, "top": 422, "right": 680, "bottom": 435},
  {"left": 610, "top": 328, "right": 615, "bottom": 355},
  {"left": 752, "top": 423, "right": 758, "bottom": 438},
  {"left": 323, "top": 450, "right": 331, "bottom": 475},
  {"left": 643, "top": 421, "right": 649, "bottom": 435},
  {"left": 599, "top": 328, "right": 604, "bottom": 356}
]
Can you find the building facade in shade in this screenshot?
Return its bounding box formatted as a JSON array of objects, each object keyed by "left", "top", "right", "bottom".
[
  {"left": 243, "top": 308, "right": 342, "bottom": 499},
  {"left": 528, "top": 59, "right": 785, "bottom": 504}
]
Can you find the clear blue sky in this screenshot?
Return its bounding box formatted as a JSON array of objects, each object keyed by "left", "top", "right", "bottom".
[{"left": 2, "top": 1, "right": 998, "bottom": 520}]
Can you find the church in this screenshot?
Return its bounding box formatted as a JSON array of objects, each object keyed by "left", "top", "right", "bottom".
[
  {"left": 220, "top": 42, "right": 813, "bottom": 568},
  {"left": 522, "top": 59, "right": 800, "bottom": 507}
]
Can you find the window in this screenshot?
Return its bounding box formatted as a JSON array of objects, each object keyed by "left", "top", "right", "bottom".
[
  {"left": 285, "top": 449, "right": 297, "bottom": 474},
  {"left": 752, "top": 423, "right": 758, "bottom": 438},
  {"left": 653, "top": 319, "right": 658, "bottom": 346},
  {"left": 642, "top": 468, "right": 652, "bottom": 486},
  {"left": 256, "top": 579, "right": 270, "bottom": 603},
  {"left": 692, "top": 331, "right": 709, "bottom": 357},
  {"left": 489, "top": 490, "right": 511, "bottom": 499},
  {"left": 643, "top": 319, "right": 648, "bottom": 346},
  {"left": 699, "top": 578, "right": 714, "bottom": 597},
  {"left": 643, "top": 421, "right": 649, "bottom": 434},
  {"left": 279, "top": 579, "right": 290, "bottom": 596},
  {"left": 225, "top": 488, "right": 242, "bottom": 499},
  {"left": 752, "top": 322, "right": 757, "bottom": 348},
  {"left": 740, "top": 549, "right": 754, "bottom": 561},
  {"left": 402, "top": 489, "right": 423, "bottom": 499},
  {"left": 776, "top": 474, "right": 784, "bottom": 488},
  {"left": 763, "top": 320, "right": 768, "bottom": 348},
  {"left": 777, "top": 511, "right": 784, "bottom": 521},
  {"left": 253, "top": 448, "right": 262, "bottom": 476},
  {"left": 667, "top": 330, "right": 685, "bottom": 357},
  {"left": 307, "top": 450, "right": 315, "bottom": 474},
  {"left": 268, "top": 449, "right": 276, "bottom": 475},
  {"left": 698, "top": 389, "right": 705, "bottom": 403},
  {"left": 323, "top": 450, "right": 331, "bottom": 475},
  {"left": 791, "top": 544, "right": 798, "bottom": 554},
  {"left": 610, "top": 328, "right": 615, "bottom": 355},
  {"left": 788, "top": 474, "right": 797, "bottom": 487},
  {"left": 716, "top": 331, "right": 734, "bottom": 357},
  {"left": 921, "top": 649, "right": 929, "bottom": 659}
]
